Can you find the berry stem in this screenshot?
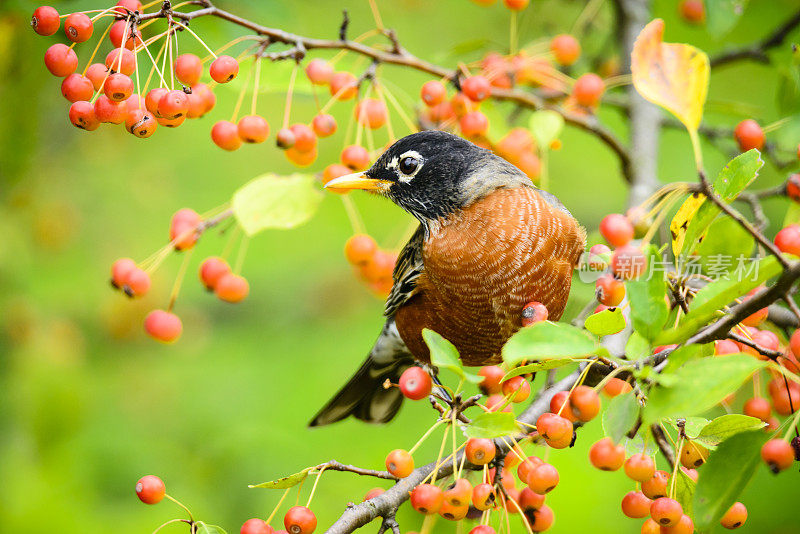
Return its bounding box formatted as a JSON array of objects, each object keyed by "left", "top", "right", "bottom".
[
  {"left": 367, "top": 0, "right": 384, "bottom": 30},
  {"left": 305, "top": 466, "right": 327, "bottom": 508},
  {"left": 230, "top": 60, "right": 255, "bottom": 122},
  {"left": 265, "top": 487, "right": 292, "bottom": 526},
  {"left": 233, "top": 235, "right": 250, "bottom": 275},
  {"left": 339, "top": 195, "right": 366, "bottom": 235},
  {"left": 509, "top": 11, "right": 518, "bottom": 56},
  {"left": 373, "top": 81, "right": 396, "bottom": 142},
  {"left": 81, "top": 17, "right": 115, "bottom": 76},
  {"left": 139, "top": 33, "right": 170, "bottom": 92},
  {"left": 763, "top": 116, "right": 791, "bottom": 133},
  {"left": 172, "top": 19, "right": 219, "bottom": 59},
  {"left": 780, "top": 386, "right": 800, "bottom": 441},
  {"left": 250, "top": 55, "right": 262, "bottom": 116},
  {"left": 167, "top": 247, "right": 194, "bottom": 313},
  {"left": 151, "top": 518, "right": 191, "bottom": 534},
  {"left": 164, "top": 494, "right": 194, "bottom": 522},
  {"left": 376, "top": 80, "right": 418, "bottom": 133},
  {"left": 428, "top": 424, "right": 451, "bottom": 485},
  {"left": 408, "top": 420, "right": 445, "bottom": 455},
  {"left": 571, "top": 0, "right": 605, "bottom": 36}
]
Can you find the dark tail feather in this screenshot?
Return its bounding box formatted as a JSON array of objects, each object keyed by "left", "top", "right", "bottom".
[{"left": 309, "top": 319, "right": 413, "bottom": 427}]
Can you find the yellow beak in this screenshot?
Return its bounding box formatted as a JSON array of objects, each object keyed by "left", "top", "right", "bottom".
[{"left": 324, "top": 172, "right": 392, "bottom": 191}]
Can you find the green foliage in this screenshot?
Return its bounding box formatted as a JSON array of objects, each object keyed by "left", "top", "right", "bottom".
[
  {"left": 705, "top": 0, "right": 749, "bottom": 38},
  {"left": 502, "top": 322, "right": 600, "bottom": 367},
  {"left": 625, "top": 246, "right": 669, "bottom": 342},
  {"left": 601, "top": 392, "right": 639, "bottom": 444},
  {"left": 693, "top": 430, "right": 767, "bottom": 530},
  {"left": 674, "top": 468, "right": 697, "bottom": 518},
  {"left": 694, "top": 414, "right": 766, "bottom": 449},
  {"left": 249, "top": 467, "right": 313, "bottom": 489},
  {"left": 232, "top": 173, "right": 323, "bottom": 236},
  {"left": 423, "top": 329, "right": 482, "bottom": 383},
  {"left": 643, "top": 355, "right": 766, "bottom": 425},
  {"left": 465, "top": 411, "right": 520, "bottom": 439},
  {"left": 529, "top": 110, "right": 564, "bottom": 149},
  {"left": 196, "top": 523, "right": 228, "bottom": 534},
  {"left": 501, "top": 359, "right": 576, "bottom": 382},
  {"left": 584, "top": 307, "right": 626, "bottom": 337}
]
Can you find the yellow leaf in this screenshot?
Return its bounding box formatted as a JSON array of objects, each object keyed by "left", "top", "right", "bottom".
[
  {"left": 631, "top": 19, "right": 709, "bottom": 132},
  {"left": 670, "top": 192, "right": 706, "bottom": 257}
]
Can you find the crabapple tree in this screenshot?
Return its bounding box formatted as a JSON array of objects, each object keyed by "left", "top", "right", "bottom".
[{"left": 27, "top": 0, "right": 800, "bottom": 533}]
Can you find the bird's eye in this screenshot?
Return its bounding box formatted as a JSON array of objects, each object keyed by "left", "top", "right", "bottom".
[{"left": 399, "top": 156, "right": 419, "bottom": 175}]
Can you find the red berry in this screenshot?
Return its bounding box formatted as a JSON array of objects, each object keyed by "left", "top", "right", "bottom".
[
  {"left": 61, "top": 73, "right": 94, "bottom": 103},
  {"left": 589, "top": 437, "right": 625, "bottom": 471},
  {"left": 641, "top": 519, "right": 660, "bottom": 534},
  {"left": 105, "top": 48, "right": 135, "bottom": 76},
  {"left": 536, "top": 412, "right": 573, "bottom": 443},
  {"left": 109, "top": 20, "right": 142, "bottom": 50},
  {"left": 399, "top": 366, "right": 432, "bottom": 400},
  {"left": 240, "top": 518, "right": 272, "bottom": 534},
  {"left": 145, "top": 88, "right": 168, "bottom": 116},
  {"left": 135, "top": 475, "right": 166, "bottom": 504},
  {"left": 210, "top": 55, "right": 239, "bottom": 83},
  {"left": 31, "top": 6, "right": 60, "bottom": 36},
  {"left": 354, "top": 98, "right": 388, "bottom": 129},
  {"left": 212, "top": 120, "right": 243, "bottom": 151},
  {"left": 86, "top": 63, "right": 108, "bottom": 91},
  {"left": 679, "top": 0, "right": 706, "bottom": 24},
  {"left": 775, "top": 225, "right": 800, "bottom": 256},
  {"left": 341, "top": 145, "right": 370, "bottom": 171},
  {"left": 329, "top": 71, "right": 358, "bottom": 100},
  {"left": 175, "top": 53, "right": 203, "bottom": 86},
  {"left": 471, "top": 482, "right": 496, "bottom": 511},
  {"left": 573, "top": 73, "right": 605, "bottom": 108},
  {"left": 169, "top": 208, "right": 201, "bottom": 250},
  {"left": 276, "top": 128, "right": 296, "bottom": 149},
  {"left": 344, "top": 234, "right": 378, "bottom": 265},
  {"left": 110, "top": 258, "right": 137, "bottom": 289},
  {"left": 158, "top": 115, "right": 186, "bottom": 128},
  {"left": 600, "top": 213, "right": 634, "bottom": 246},
  {"left": 460, "top": 110, "right": 489, "bottom": 137},
  {"left": 114, "top": 0, "right": 143, "bottom": 15},
  {"left": 104, "top": 73, "right": 134, "bottom": 102},
  {"left": 385, "top": 449, "right": 414, "bottom": 478},
  {"left": 550, "top": 34, "right": 580, "bottom": 66},
  {"left": 625, "top": 453, "right": 656, "bottom": 482},
  {"left": 743, "top": 396, "right": 771, "bottom": 421},
  {"left": 158, "top": 89, "right": 189, "bottom": 120},
  {"left": 611, "top": 244, "right": 647, "bottom": 280},
  {"left": 502, "top": 375, "right": 530, "bottom": 403},
  {"left": 311, "top": 113, "right": 337, "bottom": 137},
  {"left": 518, "top": 487, "right": 545, "bottom": 512},
  {"left": 787, "top": 173, "right": 800, "bottom": 203},
  {"left": 283, "top": 505, "right": 316, "bottom": 534},
  {"left": 363, "top": 487, "right": 384, "bottom": 501},
  {"left": 527, "top": 463, "right": 559, "bottom": 494},
  {"left": 761, "top": 438, "right": 794, "bottom": 473},
  {"left": 734, "top": 119, "right": 765, "bottom": 152},
  {"left": 238, "top": 115, "right": 270, "bottom": 144},
  {"left": 64, "top": 13, "right": 93, "bottom": 43},
  {"left": 504, "top": 0, "right": 529, "bottom": 10},
  {"left": 714, "top": 339, "right": 740, "bottom": 356},
  {"left": 650, "top": 497, "right": 682, "bottom": 527},
  {"left": 421, "top": 80, "right": 447, "bottom": 106},
  {"left": 305, "top": 58, "right": 334, "bottom": 85},
  {"left": 410, "top": 483, "right": 444, "bottom": 514},
  {"left": 621, "top": 491, "right": 651, "bottom": 518},
  {"left": 569, "top": 385, "right": 601, "bottom": 422},
  {"left": 44, "top": 43, "right": 78, "bottom": 77},
  {"left": 595, "top": 274, "right": 625, "bottom": 307},
  {"left": 462, "top": 75, "right": 491, "bottom": 102},
  {"left": 603, "top": 377, "right": 632, "bottom": 397},
  {"left": 720, "top": 501, "right": 747, "bottom": 529},
  {"left": 289, "top": 123, "right": 317, "bottom": 152},
  {"left": 444, "top": 478, "right": 473, "bottom": 507},
  {"left": 641, "top": 470, "right": 670, "bottom": 499},
  {"left": 664, "top": 514, "right": 695, "bottom": 534},
  {"left": 478, "top": 365, "right": 504, "bottom": 394},
  {"left": 469, "top": 526, "right": 496, "bottom": 534},
  {"left": 521, "top": 301, "right": 548, "bottom": 326},
  {"left": 94, "top": 95, "right": 127, "bottom": 124},
  {"left": 68, "top": 100, "right": 100, "bottom": 131},
  {"left": 527, "top": 504, "right": 554, "bottom": 531},
  {"left": 126, "top": 109, "right": 157, "bottom": 138},
  {"left": 199, "top": 257, "right": 231, "bottom": 290},
  {"left": 215, "top": 273, "right": 250, "bottom": 303},
  {"left": 465, "top": 438, "right": 496, "bottom": 465}
]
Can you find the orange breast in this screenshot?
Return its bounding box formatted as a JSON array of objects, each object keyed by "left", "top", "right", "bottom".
[{"left": 395, "top": 187, "right": 586, "bottom": 367}]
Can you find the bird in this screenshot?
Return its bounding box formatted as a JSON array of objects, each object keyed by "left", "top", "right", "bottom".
[{"left": 309, "top": 130, "right": 586, "bottom": 427}]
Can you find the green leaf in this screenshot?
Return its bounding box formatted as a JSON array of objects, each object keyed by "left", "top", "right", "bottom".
[
  {"left": 673, "top": 468, "right": 696, "bottom": 518},
  {"left": 662, "top": 344, "right": 711, "bottom": 374},
  {"left": 502, "top": 321, "right": 599, "bottom": 367},
  {"left": 695, "top": 216, "right": 754, "bottom": 275},
  {"left": 501, "top": 360, "right": 577, "bottom": 382},
  {"left": 196, "top": 524, "right": 227, "bottom": 534},
  {"left": 693, "top": 430, "right": 767, "bottom": 530},
  {"left": 694, "top": 414, "right": 765, "bottom": 449},
  {"left": 601, "top": 392, "right": 639, "bottom": 443},
  {"left": 232, "top": 173, "right": 324, "bottom": 236},
  {"left": 625, "top": 331, "right": 651, "bottom": 361},
  {"left": 643, "top": 355, "right": 765, "bottom": 426},
  {"left": 666, "top": 416, "right": 710, "bottom": 438},
  {"left": 249, "top": 467, "right": 313, "bottom": 489},
  {"left": 625, "top": 246, "right": 669, "bottom": 342},
  {"left": 705, "top": 0, "right": 749, "bottom": 38},
  {"left": 584, "top": 308, "right": 626, "bottom": 337},
  {"left": 529, "top": 110, "right": 564, "bottom": 149},
  {"left": 655, "top": 255, "right": 781, "bottom": 345},
  {"left": 465, "top": 411, "right": 520, "bottom": 439},
  {"left": 423, "top": 329, "right": 482, "bottom": 383}
]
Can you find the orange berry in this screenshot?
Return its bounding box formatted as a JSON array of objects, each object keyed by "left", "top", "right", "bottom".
[
  {"left": 550, "top": 34, "right": 581, "bottom": 66},
  {"left": 761, "top": 439, "right": 794, "bottom": 472},
  {"left": 209, "top": 55, "right": 239, "bottom": 83},
  {"left": 625, "top": 453, "right": 656, "bottom": 482},
  {"left": 679, "top": 441, "right": 708, "bottom": 469},
  {"left": 641, "top": 470, "right": 670, "bottom": 499},
  {"left": 421, "top": 80, "right": 447, "bottom": 106},
  {"left": 199, "top": 257, "right": 231, "bottom": 291},
  {"left": 237, "top": 115, "right": 270, "bottom": 144},
  {"left": 211, "top": 120, "right": 243, "bottom": 151},
  {"left": 734, "top": 119, "right": 765, "bottom": 152},
  {"left": 344, "top": 234, "right": 378, "bottom": 265},
  {"left": 589, "top": 437, "right": 625, "bottom": 471},
  {"left": 311, "top": 113, "right": 337, "bottom": 137},
  {"left": 144, "top": 310, "right": 182, "bottom": 343},
  {"left": 174, "top": 53, "right": 203, "bottom": 86},
  {"left": 720, "top": 501, "right": 747, "bottom": 529},
  {"left": 465, "top": 438, "right": 496, "bottom": 465},
  {"left": 569, "top": 385, "right": 601, "bottom": 422},
  {"left": 650, "top": 497, "right": 682, "bottom": 527},
  {"left": 329, "top": 71, "right": 358, "bottom": 100},
  {"left": 573, "top": 73, "right": 605, "bottom": 108},
  {"left": 214, "top": 273, "right": 250, "bottom": 303},
  {"left": 341, "top": 145, "right": 370, "bottom": 171},
  {"left": 410, "top": 483, "right": 444, "bottom": 514},
  {"left": 621, "top": 491, "right": 651, "bottom": 518},
  {"left": 385, "top": 449, "right": 414, "bottom": 478},
  {"left": 305, "top": 58, "right": 334, "bottom": 85}
]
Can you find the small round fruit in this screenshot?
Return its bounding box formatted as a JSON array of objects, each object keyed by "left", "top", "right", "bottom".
[
  {"left": 528, "top": 504, "right": 554, "bottom": 532},
  {"left": 569, "top": 385, "right": 601, "bottom": 422},
  {"left": 621, "top": 491, "right": 651, "bottom": 518},
  {"left": 240, "top": 518, "right": 272, "bottom": 534},
  {"left": 650, "top": 497, "right": 682, "bottom": 527},
  {"left": 550, "top": 34, "right": 580, "bottom": 66},
  {"left": 158, "top": 89, "right": 189, "bottom": 120},
  {"left": 86, "top": 63, "right": 108, "bottom": 91},
  {"left": 600, "top": 213, "right": 634, "bottom": 246},
  {"left": 126, "top": 109, "right": 157, "bottom": 138},
  {"left": 465, "top": 438, "right": 496, "bottom": 465},
  {"left": 276, "top": 128, "right": 296, "bottom": 149},
  {"left": 596, "top": 274, "right": 625, "bottom": 307},
  {"left": 289, "top": 123, "right": 317, "bottom": 152},
  {"left": 603, "top": 377, "right": 632, "bottom": 397},
  {"left": 589, "top": 437, "right": 625, "bottom": 471},
  {"left": 44, "top": 43, "right": 78, "bottom": 77},
  {"left": 212, "top": 121, "right": 243, "bottom": 151},
  {"left": 774, "top": 225, "right": 800, "bottom": 256},
  {"left": 460, "top": 110, "right": 489, "bottom": 137},
  {"left": 521, "top": 301, "right": 548, "bottom": 326},
  {"left": 109, "top": 20, "right": 142, "bottom": 49},
  {"left": 743, "top": 396, "right": 771, "bottom": 421},
  {"left": 410, "top": 483, "right": 444, "bottom": 514},
  {"left": 536, "top": 412, "right": 573, "bottom": 443},
  {"left": 122, "top": 268, "right": 151, "bottom": 297},
  {"left": 238, "top": 115, "right": 270, "bottom": 143},
  {"left": 471, "top": 482, "right": 496, "bottom": 511},
  {"left": 734, "top": 119, "right": 765, "bottom": 152},
  {"left": 61, "top": 73, "right": 94, "bottom": 103},
  {"left": 215, "top": 273, "right": 250, "bottom": 303},
  {"left": 329, "top": 71, "right": 358, "bottom": 100},
  {"left": 478, "top": 365, "right": 504, "bottom": 394},
  {"left": 311, "top": 113, "right": 337, "bottom": 137},
  {"left": 94, "top": 95, "right": 127, "bottom": 124},
  {"left": 135, "top": 475, "right": 166, "bottom": 504},
  {"left": 385, "top": 449, "right": 414, "bottom": 478},
  {"left": 462, "top": 75, "right": 491, "bottom": 102},
  {"left": 305, "top": 58, "right": 334, "bottom": 85},
  {"left": 573, "top": 73, "right": 605, "bottom": 107},
  {"left": 341, "top": 145, "right": 370, "bottom": 171},
  {"left": 611, "top": 244, "right": 647, "bottom": 280},
  {"left": 761, "top": 438, "right": 794, "bottom": 473},
  {"left": 679, "top": 0, "right": 705, "bottom": 23},
  {"left": 444, "top": 478, "right": 473, "bottom": 507},
  {"left": 210, "top": 55, "right": 239, "bottom": 83},
  {"left": 786, "top": 173, "right": 800, "bottom": 203},
  {"left": 363, "top": 487, "right": 384, "bottom": 501},
  {"left": 354, "top": 98, "right": 388, "bottom": 129},
  {"left": 421, "top": 80, "right": 447, "bottom": 106},
  {"left": 32, "top": 6, "right": 60, "bottom": 36},
  {"left": 624, "top": 453, "right": 656, "bottom": 482},
  {"left": 104, "top": 73, "right": 134, "bottom": 102},
  {"left": 69, "top": 101, "right": 100, "bottom": 131},
  {"left": 64, "top": 12, "right": 93, "bottom": 43},
  {"left": 175, "top": 53, "right": 203, "bottom": 86},
  {"left": 502, "top": 375, "right": 530, "bottom": 403},
  {"left": 641, "top": 470, "right": 670, "bottom": 499},
  {"left": 399, "top": 366, "right": 432, "bottom": 400},
  {"left": 720, "top": 501, "right": 747, "bottom": 529},
  {"left": 527, "top": 463, "right": 559, "bottom": 494},
  {"left": 144, "top": 310, "right": 182, "bottom": 343},
  {"left": 283, "top": 505, "right": 316, "bottom": 534},
  {"left": 679, "top": 441, "right": 708, "bottom": 469},
  {"left": 199, "top": 257, "right": 231, "bottom": 291},
  {"left": 105, "top": 48, "right": 135, "bottom": 75},
  {"left": 344, "top": 235, "right": 377, "bottom": 265}
]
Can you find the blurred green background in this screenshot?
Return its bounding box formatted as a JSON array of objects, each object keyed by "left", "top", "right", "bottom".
[{"left": 1, "top": 0, "right": 799, "bottom": 532}]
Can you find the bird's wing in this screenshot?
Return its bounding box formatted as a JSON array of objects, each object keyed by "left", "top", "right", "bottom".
[{"left": 384, "top": 224, "right": 425, "bottom": 317}]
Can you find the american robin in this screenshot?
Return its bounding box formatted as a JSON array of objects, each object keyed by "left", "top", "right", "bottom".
[{"left": 310, "top": 130, "right": 585, "bottom": 426}]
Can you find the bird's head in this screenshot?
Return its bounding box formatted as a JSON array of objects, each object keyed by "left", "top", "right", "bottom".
[{"left": 325, "top": 130, "right": 530, "bottom": 222}]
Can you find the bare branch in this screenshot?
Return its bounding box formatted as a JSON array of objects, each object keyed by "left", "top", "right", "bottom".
[{"left": 710, "top": 9, "right": 800, "bottom": 68}]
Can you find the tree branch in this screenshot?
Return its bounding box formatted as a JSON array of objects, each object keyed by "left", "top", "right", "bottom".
[{"left": 710, "top": 9, "right": 800, "bottom": 68}]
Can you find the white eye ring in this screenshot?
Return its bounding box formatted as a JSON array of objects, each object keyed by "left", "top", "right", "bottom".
[{"left": 396, "top": 150, "right": 424, "bottom": 182}]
